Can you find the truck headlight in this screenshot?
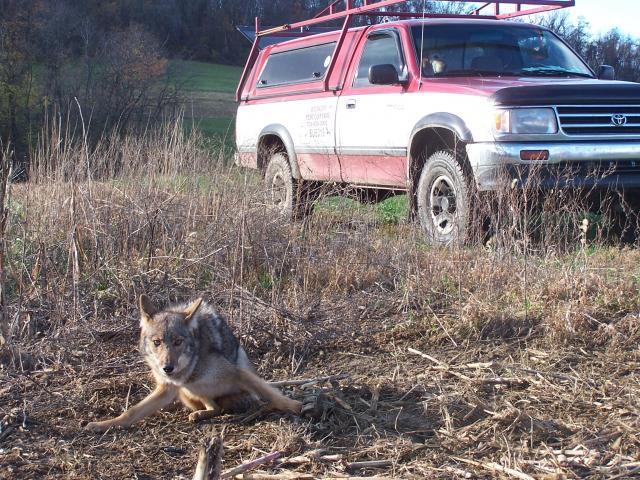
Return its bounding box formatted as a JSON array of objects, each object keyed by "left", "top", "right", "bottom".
[{"left": 493, "top": 108, "right": 558, "bottom": 135}]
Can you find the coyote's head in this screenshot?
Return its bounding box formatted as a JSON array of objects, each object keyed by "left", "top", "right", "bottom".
[{"left": 138, "top": 295, "right": 202, "bottom": 382}]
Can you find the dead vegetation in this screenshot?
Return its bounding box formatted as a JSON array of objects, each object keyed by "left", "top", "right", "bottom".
[{"left": 0, "top": 121, "right": 639, "bottom": 479}]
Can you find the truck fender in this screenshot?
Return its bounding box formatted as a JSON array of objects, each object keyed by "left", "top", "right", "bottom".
[
  {"left": 408, "top": 112, "right": 474, "bottom": 148},
  {"left": 406, "top": 113, "right": 475, "bottom": 201},
  {"left": 258, "top": 124, "right": 301, "bottom": 179}
]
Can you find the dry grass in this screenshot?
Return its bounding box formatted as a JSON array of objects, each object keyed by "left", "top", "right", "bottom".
[{"left": 1, "top": 121, "right": 639, "bottom": 479}]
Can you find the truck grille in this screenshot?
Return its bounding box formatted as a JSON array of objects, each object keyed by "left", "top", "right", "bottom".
[{"left": 557, "top": 105, "right": 640, "bottom": 136}]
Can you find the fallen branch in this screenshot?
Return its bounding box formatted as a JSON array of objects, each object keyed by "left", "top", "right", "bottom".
[{"left": 222, "top": 451, "right": 282, "bottom": 479}]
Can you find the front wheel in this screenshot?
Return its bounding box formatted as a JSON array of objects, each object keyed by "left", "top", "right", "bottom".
[
  {"left": 264, "top": 152, "right": 315, "bottom": 220},
  {"left": 416, "top": 150, "right": 473, "bottom": 246}
]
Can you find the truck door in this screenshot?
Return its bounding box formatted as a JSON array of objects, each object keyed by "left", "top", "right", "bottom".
[{"left": 336, "top": 28, "right": 410, "bottom": 187}]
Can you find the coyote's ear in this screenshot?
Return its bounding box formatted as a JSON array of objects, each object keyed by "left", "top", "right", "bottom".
[
  {"left": 139, "top": 294, "right": 158, "bottom": 326},
  {"left": 183, "top": 297, "right": 203, "bottom": 328}
]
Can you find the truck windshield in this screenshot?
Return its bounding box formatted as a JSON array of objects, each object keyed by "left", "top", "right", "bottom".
[{"left": 412, "top": 24, "right": 593, "bottom": 78}]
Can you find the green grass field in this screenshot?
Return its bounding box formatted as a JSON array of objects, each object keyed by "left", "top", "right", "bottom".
[
  {"left": 168, "top": 60, "right": 241, "bottom": 93},
  {"left": 184, "top": 117, "right": 236, "bottom": 138},
  {"left": 168, "top": 60, "right": 240, "bottom": 140}
]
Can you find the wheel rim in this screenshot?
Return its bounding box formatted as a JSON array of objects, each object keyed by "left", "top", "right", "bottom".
[
  {"left": 270, "top": 171, "right": 288, "bottom": 211},
  {"left": 429, "top": 175, "right": 457, "bottom": 236}
]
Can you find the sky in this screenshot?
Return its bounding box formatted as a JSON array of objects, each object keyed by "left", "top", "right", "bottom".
[
  {"left": 536, "top": 0, "right": 640, "bottom": 37},
  {"left": 465, "top": 1, "right": 639, "bottom": 37},
  {"left": 566, "top": 0, "right": 640, "bottom": 36}
]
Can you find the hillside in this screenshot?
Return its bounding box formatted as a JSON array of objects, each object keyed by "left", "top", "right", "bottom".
[{"left": 168, "top": 60, "right": 241, "bottom": 139}]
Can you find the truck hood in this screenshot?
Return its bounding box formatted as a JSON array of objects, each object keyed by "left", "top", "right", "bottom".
[{"left": 426, "top": 77, "right": 640, "bottom": 106}]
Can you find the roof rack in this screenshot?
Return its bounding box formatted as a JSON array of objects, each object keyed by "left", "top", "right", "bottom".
[{"left": 236, "top": 0, "right": 576, "bottom": 101}]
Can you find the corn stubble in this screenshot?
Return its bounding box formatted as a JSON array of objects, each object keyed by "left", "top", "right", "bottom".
[{"left": 0, "top": 120, "right": 639, "bottom": 479}]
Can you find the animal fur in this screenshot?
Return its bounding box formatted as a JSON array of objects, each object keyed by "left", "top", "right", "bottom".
[{"left": 86, "top": 295, "right": 301, "bottom": 432}]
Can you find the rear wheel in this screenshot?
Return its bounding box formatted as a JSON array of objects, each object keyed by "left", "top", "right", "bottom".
[
  {"left": 416, "top": 150, "right": 472, "bottom": 245},
  {"left": 264, "top": 152, "right": 315, "bottom": 220}
]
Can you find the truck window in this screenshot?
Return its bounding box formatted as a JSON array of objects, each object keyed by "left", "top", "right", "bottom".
[
  {"left": 412, "top": 24, "right": 592, "bottom": 78},
  {"left": 257, "top": 42, "right": 336, "bottom": 88},
  {"left": 354, "top": 32, "right": 404, "bottom": 88}
]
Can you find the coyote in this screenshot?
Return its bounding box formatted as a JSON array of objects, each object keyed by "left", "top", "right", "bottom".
[{"left": 86, "top": 295, "right": 302, "bottom": 432}]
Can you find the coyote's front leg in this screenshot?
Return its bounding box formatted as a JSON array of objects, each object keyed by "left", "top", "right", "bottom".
[
  {"left": 188, "top": 398, "right": 222, "bottom": 423},
  {"left": 86, "top": 384, "right": 178, "bottom": 432}
]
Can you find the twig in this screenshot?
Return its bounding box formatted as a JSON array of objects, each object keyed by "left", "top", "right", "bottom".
[
  {"left": 477, "top": 377, "right": 529, "bottom": 387},
  {"left": 608, "top": 466, "right": 640, "bottom": 480},
  {"left": 368, "top": 386, "right": 380, "bottom": 414},
  {"left": 407, "top": 347, "right": 446, "bottom": 367},
  {"left": 325, "top": 476, "right": 395, "bottom": 479},
  {"left": 347, "top": 460, "right": 393, "bottom": 470},
  {"left": 221, "top": 451, "right": 282, "bottom": 479},
  {"left": 282, "top": 449, "right": 328, "bottom": 465},
  {"left": 408, "top": 348, "right": 471, "bottom": 381},
  {"left": 0, "top": 425, "right": 15, "bottom": 443},
  {"left": 193, "top": 433, "right": 224, "bottom": 480},
  {"left": 239, "top": 473, "right": 313, "bottom": 480},
  {"left": 452, "top": 456, "right": 535, "bottom": 480},
  {"left": 269, "top": 373, "right": 348, "bottom": 388}
]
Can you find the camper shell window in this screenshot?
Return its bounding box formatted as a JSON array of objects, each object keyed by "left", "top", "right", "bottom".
[{"left": 258, "top": 42, "right": 336, "bottom": 88}]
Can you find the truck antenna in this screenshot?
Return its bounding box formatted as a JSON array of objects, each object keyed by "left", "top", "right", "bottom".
[{"left": 419, "top": 0, "right": 426, "bottom": 90}]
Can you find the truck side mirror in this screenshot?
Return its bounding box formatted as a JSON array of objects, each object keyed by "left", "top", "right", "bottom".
[
  {"left": 369, "top": 64, "right": 400, "bottom": 85},
  {"left": 597, "top": 65, "right": 615, "bottom": 80}
]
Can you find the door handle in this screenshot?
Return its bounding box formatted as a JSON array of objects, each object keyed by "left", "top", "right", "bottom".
[{"left": 346, "top": 99, "right": 356, "bottom": 109}]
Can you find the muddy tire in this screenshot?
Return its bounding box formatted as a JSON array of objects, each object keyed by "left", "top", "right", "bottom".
[
  {"left": 264, "top": 152, "right": 314, "bottom": 220},
  {"left": 416, "top": 150, "right": 472, "bottom": 246}
]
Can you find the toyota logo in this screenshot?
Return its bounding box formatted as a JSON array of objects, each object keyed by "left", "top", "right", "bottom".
[{"left": 611, "top": 114, "right": 628, "bottom": 126}]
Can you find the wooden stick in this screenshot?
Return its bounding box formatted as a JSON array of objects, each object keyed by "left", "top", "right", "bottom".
[
  {"left": 193, "top": 433, "right": 224, "bottom": 480},
  {"left": 221, "top": 451, "right": 282, "bottom": 479},
  {"left": 269, "top": 373, "right": 348, "bottom": 388}
]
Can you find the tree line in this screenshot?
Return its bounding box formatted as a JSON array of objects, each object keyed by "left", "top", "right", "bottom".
[{"left": 1, "top": 1, "right": 639, "bottom": 166}]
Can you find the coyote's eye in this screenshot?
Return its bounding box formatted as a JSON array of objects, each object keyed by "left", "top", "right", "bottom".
[
  {"left": 153, "top": 339, "right": 161, "bottom": 347},
  {"left": 173, "top": 338, "right": 183, "bottom": 347}
]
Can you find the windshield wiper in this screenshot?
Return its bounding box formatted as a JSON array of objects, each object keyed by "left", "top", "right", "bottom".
[
  {"left": 433, "top": 70, "right": 521, "bottom": 77},
  {"left": 521, "top": 68, "right": 593, "bottom": 78}
]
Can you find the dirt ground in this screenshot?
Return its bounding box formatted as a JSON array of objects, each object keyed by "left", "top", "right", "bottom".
[{"left": 2, "top": 294, "right": 639, "bottom": 479}]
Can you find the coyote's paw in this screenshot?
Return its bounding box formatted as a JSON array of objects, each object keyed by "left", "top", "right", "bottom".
[
  {"left": 188, "top": 409, "right": 221, "bottom": 423},
  {"left": 300, "top": 392, "right": 328, "bottom": 420},
  {"left": 288, "top": 399, "right": 303, "bottom": 415},
  {"left": 85, "top": 420, "right": 116, "bottom": 433}
]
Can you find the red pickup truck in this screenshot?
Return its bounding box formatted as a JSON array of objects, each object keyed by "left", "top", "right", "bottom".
[{"left": 235, "top": 1, "right": 640, "bottom": 244}]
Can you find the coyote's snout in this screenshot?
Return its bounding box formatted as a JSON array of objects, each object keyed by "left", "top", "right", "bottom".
[{"left": 86, "top": 295, "right": 302, "bottom": 432}]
